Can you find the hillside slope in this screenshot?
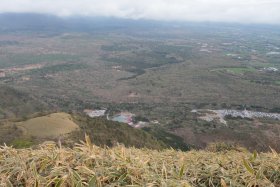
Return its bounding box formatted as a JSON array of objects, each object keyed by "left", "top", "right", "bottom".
[
  {"left": 0, "top": 139, "right": 279, "bottom": 187},
  {"left": 0, "top": 86, "right": 48, "bottom": 119},
  {"left": 1, "top": 113, "right": 176, "bottom": 150},
  {"left": 70, "top": 115, "right": 169, "bottom": 150}
]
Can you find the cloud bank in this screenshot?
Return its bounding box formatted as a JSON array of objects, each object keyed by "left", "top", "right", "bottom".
[{"left": 0, "top": 0, "right": 279, "bottom": 24}]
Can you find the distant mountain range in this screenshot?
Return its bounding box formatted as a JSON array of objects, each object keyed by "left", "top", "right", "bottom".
[
  {"left": 1, "top": 13, "right": 279, "bottom": 34},
  {"left": 0, "top": 13, "right": 166, "bottom": 33}
]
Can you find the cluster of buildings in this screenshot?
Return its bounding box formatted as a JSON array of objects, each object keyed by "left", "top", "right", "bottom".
[
  {"left": 193, "top": 109, "right": 280, "bottom": 125},
  {"left": 111, "top": 112, "right": 135, "bottom": 126},
  {"left": 110, "top": 112, "right": 150, "bottom": 128},
  {"left": 83, "top": 109, "right": 106, "bottom": 118},
  {"left": 112, "top": 65, "right": 122, "bottom": 71},
  {"left": 199, "top": 43, "right": 212, "bottom": 53},
  {"left": 215, "top": 109, "right": 280, "bottom": 121},
  {"left": 0, "top": 71, "right": 5, "bottom": 78},
  {"left": 266, "top": 51, "right": 280, "bottom": 56},
  {"left": 262, "top": 67, "right": 278, "bottom": 72},
  {"left": 84, "top": 109, "right": 149, "bottom": 128}
]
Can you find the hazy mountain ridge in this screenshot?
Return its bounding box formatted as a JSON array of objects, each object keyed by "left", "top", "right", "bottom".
[{"left": 1, "top": 13, "right": 279, "bottom": 34}]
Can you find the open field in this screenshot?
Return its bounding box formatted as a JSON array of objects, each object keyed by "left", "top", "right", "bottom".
[
  {"left": 16, "top": 113, "right": 79, "bottom": 138},
  {"left": 213, "top": 67, "right": 257, "bottom": 74}
]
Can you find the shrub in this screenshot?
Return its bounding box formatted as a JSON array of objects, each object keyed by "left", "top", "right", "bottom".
[{"left": 206, "top": 142, "right": 247, "bottom": 152}]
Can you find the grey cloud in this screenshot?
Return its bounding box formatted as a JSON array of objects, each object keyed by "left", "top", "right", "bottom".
[{"left": 0, "top": 0, "right": 279, "bottom": 24}]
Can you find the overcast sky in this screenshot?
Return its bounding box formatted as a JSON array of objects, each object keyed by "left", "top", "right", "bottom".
[{"left": 0, "top": 0, "right": 280, "bottom": 24}]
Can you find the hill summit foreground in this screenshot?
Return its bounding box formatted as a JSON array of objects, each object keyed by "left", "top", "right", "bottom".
[{"left": 0, "top": 136, "right": 279, "bottom": 187}]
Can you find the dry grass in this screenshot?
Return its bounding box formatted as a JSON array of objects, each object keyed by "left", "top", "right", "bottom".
[
  {"left": 16, "top": 113, "right": 79, "bottom": 138},
  {"left": 0, "top": 136, "right": 279, "bottom": 187}
]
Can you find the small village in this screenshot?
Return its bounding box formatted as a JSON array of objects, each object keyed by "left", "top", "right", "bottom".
[
  {"left": 84, "top": 109, "right": 150, "bottom": 128},
  {"left": 192, "top": 109, "right": 280, "bottom": 125},
  {"left": 0, "top": 70, "right": 5, "bottom": 78},
  {"left": 262, "top": 67, "right": 279, "bottom": 72}
]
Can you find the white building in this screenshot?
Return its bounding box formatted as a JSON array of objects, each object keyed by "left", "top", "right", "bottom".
[
  {"left": 84, "top": 109, "right": 106, "bottom": 118},
  {"left": 0, "top": 71, "right": 5, "bottom": 78},
  {"left": 263, "top": 67, "right": 278, "bottom": 72}
]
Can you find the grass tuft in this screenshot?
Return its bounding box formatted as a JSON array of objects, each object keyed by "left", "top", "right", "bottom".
[{"left": 0, "top": 138, "right": 279, "bottom": 186}]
